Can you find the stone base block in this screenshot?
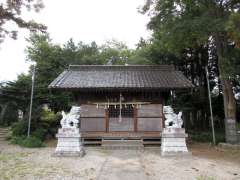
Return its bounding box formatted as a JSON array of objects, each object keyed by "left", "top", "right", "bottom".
[
  {"left": 53, "top": 149, "right": 85, "bottom": 157},
  {"left": 161, "top": 151, "right": 192, "bottom": 156},
  {"left": 161, "top": 128, "right": 190, "bottom": 156},
  {"left": 53, "top": 128, "right": 85, "bottom": 157},
  {"left": 218, "top": 143, "right": 240, "bottom": 150}
]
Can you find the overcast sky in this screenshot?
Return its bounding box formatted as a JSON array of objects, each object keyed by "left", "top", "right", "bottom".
[{"left": 0, "top": 0, "right": 150, "bottom": 82}]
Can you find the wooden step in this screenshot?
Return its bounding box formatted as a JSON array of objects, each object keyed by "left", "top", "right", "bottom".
[
  {"left": 143, "top": 141, "right": 161, "bottom": 145},
  {"left": 142, "top": 138, "right": 161, "bottom": 146},
  {"left": 82, "top": 138, "right": 102, "bottom": 145}
]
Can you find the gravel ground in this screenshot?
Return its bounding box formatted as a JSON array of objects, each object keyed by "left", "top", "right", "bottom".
[{"left": 0, "top": 141, "right": 240, "bottom": 180}]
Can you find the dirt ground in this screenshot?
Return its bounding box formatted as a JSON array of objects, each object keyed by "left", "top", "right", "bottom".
[{"left": 0, "top": 141, "right": 240, "bottom": 180}]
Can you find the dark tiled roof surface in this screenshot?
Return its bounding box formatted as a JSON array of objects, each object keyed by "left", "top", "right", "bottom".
[{"left": 49, "top": 65, "right": 194, "bottom": 90}]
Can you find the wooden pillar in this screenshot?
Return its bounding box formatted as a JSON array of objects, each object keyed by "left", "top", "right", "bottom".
[
  {"left": 162, "top": 97, "right": 165, "bottom": 129},
  {"left": 134, "top": 106, "right": 138, "bottom": 132},
  {"left": 105, "top": 109, "right": 109, "bottom": 132}
]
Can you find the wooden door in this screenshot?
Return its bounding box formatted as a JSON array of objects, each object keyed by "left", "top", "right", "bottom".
[{"left": 108, "top": 105, "right": 134, "bottom": 132}]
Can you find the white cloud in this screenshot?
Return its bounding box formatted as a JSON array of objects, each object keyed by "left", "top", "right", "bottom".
[{"left": 0, "top": 0, "right": 150, "bottom": 81}]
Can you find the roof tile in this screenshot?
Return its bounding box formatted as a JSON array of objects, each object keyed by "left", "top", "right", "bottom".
[{"left": 49, "top": 65, "right": 194, "bottom": 90}]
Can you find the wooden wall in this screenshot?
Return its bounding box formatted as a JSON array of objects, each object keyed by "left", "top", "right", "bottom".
[
  {"left": 137, "top": 104, "right": 163, "bottom": 131},
  {"left": 79, "top": 103, "right": 163, "bottom": 132},
  {"left": 80, "top": 105, "right": 106, "bottom": 132}
]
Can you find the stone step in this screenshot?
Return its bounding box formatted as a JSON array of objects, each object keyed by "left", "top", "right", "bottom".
[
  {"left": 102, "top": 139, "right": 142, "bottom": 145},
  {"left": 0, "top": 137, "right": 7, "bottom": 141},
  {"left": 102, "top": 146, "right": 143, "bottom": 150},
  {"left": 102, "top": 140, "right": 144, "bottom": 149},
  {"left": 0, "top": 130, "right": 9, "bottom": 133},
  {"left": 0, "top": 134, "right": 8, "bottom": 137},
  {"left": 0, "top": 127, "right": 10, "bottom": 130},
  {"left": 0, "top": 128, "right": 10, "bottom": 141},
  {"left": 0, "top": 131, "right": 9, "bottom": 134}
]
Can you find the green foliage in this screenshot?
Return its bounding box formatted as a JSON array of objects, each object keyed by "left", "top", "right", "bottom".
[
  {"left": 12, "top": 107, "right": 61, "bottom": 138},
  {"left": 39, "top": 108, "right": 61, "bottom": 137},
  {"left": 11, "top": 136, "right": 44, "bottom": 148},
  {"left": 226, "top": 12, "right": 240, "bottom": 47},
  {"left": 31, "top": 128, "right": 47, "bottom": 141},
  {"left": 189, "top": 131, "right": 225, "bottom": 144},
  {"left": 237, "top": 122, "right": 240, "bottom": 130},
  {"left": 196, "top": 175, "right": 215, "bottom": 180},
  {"left": 0, "top": 0, "right": 46, "bottom": 43},
  {"left": 141, "top": 0, "right": 240, "bottom": 77},
  {"left": 11, "top": 121, "right": 28, "bottom": 137},
  {"left": 10, "top": 107, "right": 60, "bottom": 145},
  {"left": 0, "top": 74, "right": 32, "bottom": 117},
  {"left": 0, "top": 102, "right": 18, "bottom": 126}
]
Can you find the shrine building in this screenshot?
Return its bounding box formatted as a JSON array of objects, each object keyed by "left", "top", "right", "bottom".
[{"left": 49, "top": 65, "right": 193, "bottom": 145}]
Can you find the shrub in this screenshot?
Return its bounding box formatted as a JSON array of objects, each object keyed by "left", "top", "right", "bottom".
[
  {"left": 0, "top": 102, "right": 18, "bottom": 126},
  {"left": 39, "top": 109, "right": 61, "bottom": 138},
  {"left": 11, "top": 121, "right": 28, "bottom": 136},
  {"left": 11, "top": 109, "right": 61, "bottom": 147},
  {"left": 32, "top": 127, "right": 47, "bottom": 140},
  {"left": 11, "top": 136, "right": 45, "bottom": 148},
  {"left": 10, "top": 136, "right": 24, "bottom": 145},
  {"left": 237, "top": 122, "right": 240, "bottom": 130},
  {"left": 189, "top": 131, "right": 225, "bottom": 144},
  {"left": 21, "top": 136, "right": 45, "bottom": 148}
]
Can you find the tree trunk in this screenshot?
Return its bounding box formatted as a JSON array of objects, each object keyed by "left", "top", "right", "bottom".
[
  {"left": 222, "top": 79, "right": 237, "bottom": 143},
  {"left": 0, "top": 103, "right": 8, "bottom": 125},
  {"left": 215, "top": 34, "right": 238, "bottom": 144}
]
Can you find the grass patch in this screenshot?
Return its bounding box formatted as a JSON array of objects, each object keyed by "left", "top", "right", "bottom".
[
  {"left": 237, "top": 122, "right": 240, "bottom": 130},
  {"left": 196, "top": 175, "right": 215, "bottom": 180},
  {"left": 10, "top": 136, "right": 45, "bottom": 148},
  {"left": 189, "top": 131, "right": 225, "bottom": 144}
]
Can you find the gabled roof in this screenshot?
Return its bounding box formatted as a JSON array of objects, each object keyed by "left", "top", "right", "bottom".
[{"left": 49, "top": 65, "right": 194, "bottom": 90}]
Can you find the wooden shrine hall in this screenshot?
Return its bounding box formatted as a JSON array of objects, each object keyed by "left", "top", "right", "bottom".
[{"left": 49, "top": 65, "right": 193, "bottom": 145}]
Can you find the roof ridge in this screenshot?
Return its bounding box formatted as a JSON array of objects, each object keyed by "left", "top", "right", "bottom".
[
  {"left": 69, "top": 64, "right": 174, "bottom": 67},
  {"left": 68, "top": 64, "right": 175, "bottom": 71}
]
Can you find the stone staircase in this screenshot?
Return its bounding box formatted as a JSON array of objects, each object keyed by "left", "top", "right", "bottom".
[{"left": 0, "top": 127, "right": 10, "bottom": 142}]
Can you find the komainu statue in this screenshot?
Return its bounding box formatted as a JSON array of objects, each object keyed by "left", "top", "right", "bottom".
[
  {"left": 54, "top": 106, "right": 85, "bottom": 157},
  {"left": 163, "top": 106, "right": 183, "bottom": 128},
  {"left": 60, "top": 106, "right": 81, "bottom": 129},
  {"left": 161, "top": 106, "right": 190, "bottom": 156}
]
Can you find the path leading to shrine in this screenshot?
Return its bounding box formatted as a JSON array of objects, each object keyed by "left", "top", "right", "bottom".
[{"left": 0, "top": 141, "right": 240, "bottom": 180}]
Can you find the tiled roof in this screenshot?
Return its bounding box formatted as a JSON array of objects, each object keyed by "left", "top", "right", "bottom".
[{"left": 48, "top": 65, "right": 194, "bottom": 90}]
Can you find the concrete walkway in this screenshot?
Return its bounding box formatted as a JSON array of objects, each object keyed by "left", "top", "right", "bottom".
[
  {"left": 97, "top": 150, "right": 148, "bottom": 180},
  {"left": 0, "top": 142, "right": 240, "bottom": 180}
]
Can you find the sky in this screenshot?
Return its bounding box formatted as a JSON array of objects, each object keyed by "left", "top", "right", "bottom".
[{"left": 0, "top": 0, "right": 150, "bottom": 82}]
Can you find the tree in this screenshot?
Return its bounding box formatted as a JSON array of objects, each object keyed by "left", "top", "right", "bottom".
[
  {"left": 25, "top": 34, "right": 135, "bottom": 111},
  {"left": 142, "top": 0, "right": 240, "bottom": 143},
  {"left": 0, "top": 0, "right": 46, "bottom": 43},
  {"left": 99, "top": 39, "right": 134, "bottom": 65}
]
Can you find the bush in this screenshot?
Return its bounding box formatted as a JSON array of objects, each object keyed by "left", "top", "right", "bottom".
[
  {"left": 11, "top": 136, "right": 45, "bottom": 148},
  {"left": 10, "top": 108, "right": 61, "bottom": 145},
  {"left": 39, "top": 109, "right": 61, "bottom": 138},
  {"left": 237, "top": 122, "right": 240, "bottom": 130},
  {"left": 21, "top": 136, "right": 45, "bottom": 148},
  {"left": 11, "top": 121, "right": 28, "bottom": 136},
  {"left": 11, "top": 108, "right": 61, "bottom": 139},
  {"left": 189, "top": 131, "right": 225, "bottom": 144},
  {"left": 10, "top": 135, "right": 24, "bottom": 144},
  {"left": 32, "top": 127, "right": 47, "bottom": 140},
  {"left": 0, "top": 102, "right": 18, "bottom": 126}
]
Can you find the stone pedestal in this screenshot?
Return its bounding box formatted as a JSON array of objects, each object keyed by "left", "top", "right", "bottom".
[
  {"left": 53, "top": 128, "right": 85, "bottom": 157},
  {"left": 161, "top": 128, "right": 190, "bottom": 156}
]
